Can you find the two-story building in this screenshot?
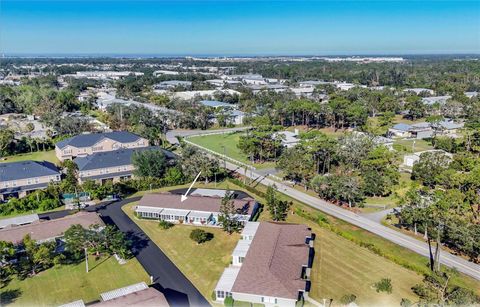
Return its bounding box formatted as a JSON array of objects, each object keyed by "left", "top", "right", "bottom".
[
  {"left": 55, "top": 131, "right": 149, "bottom": 161},
  {"left": 215, "top": 222, "right": 315, "bottom": 307},
  {"left": 0, "top": 160, "right": 61, "bottom": 201},
  {"left": 74, "top": 146, "right": 176, "bottom": 184}
]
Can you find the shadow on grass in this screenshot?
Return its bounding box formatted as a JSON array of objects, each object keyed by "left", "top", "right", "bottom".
[
  {"left": 88, "top": 255, "right": 111, "bottom": 272},
  {"left": 0, "top": 288, "right": 22, "bottom": 305}
]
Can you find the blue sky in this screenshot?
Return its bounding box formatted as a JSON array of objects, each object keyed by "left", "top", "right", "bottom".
[{"left": 1, "top": 0, "right": 479, "bottom": 55}]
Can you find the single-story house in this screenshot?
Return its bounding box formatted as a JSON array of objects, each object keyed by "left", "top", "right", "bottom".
[
  {"left": 0, "top": 160, "right": 61, "bottom": 201},
  {"left": 199, "top": 100, "right": 245, "bottom": 125},
  {"left": 403, "top": 149, "right": 453, "bottom": 169},
  {"left": 388, "top": 123, "right": 433, "bottom": 139},
  {"left": 421, "top": 96, "right": 452, "bottom": 106},
  {"left": 273, "top": 130, "right": 301, "bottom": 148},
  {"left": 247, "top": 84, "right": 288, "bottom": 95},
  {"left": 465, "top": 91, "right": 478, "bottom": 99},
  {"left": 436, "top": 120, "right": 464, "bottom": 135},
  {"left": 59, "top": 282, "right": 169, "bottom": 307},
  {"left": 154, "top": 80, "right": 192, "bottom": 90},
  {"left": 403, "top": 88, "right": 434, "bottom": 95},
  {"left": 74, "top": 146, "right": 175, "bottom": 184},
  {"left": 55, "top": 131, "right": 149, "bottom": 161},
  {"left": 0, "top": 211, "right": 103, "bottom": 245},
  {"left": 135, "top": 190, "right": 258, "bottom": 227},
  {"left": 215, "top": 222, "right": 314, "bottom": 307}
]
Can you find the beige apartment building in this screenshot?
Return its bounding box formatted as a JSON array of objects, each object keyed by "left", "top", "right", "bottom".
[
  {"left": 55, "top": 131, "right": 149, "bottom": 161},
  {"left": 0, "top": 160, "right": 61, "bottom": 201}
]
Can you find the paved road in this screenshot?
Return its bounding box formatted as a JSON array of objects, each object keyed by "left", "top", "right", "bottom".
[
  {"left": 226, "top": 162, "right": 480, "bottom": 280},
  {"left": 166, "top": 127, "right": 251, "bottom": 145},
  {"left": 96, "top": 198, "right": 210, "bottom": 307},
  {"left": 361, "top": 207, "right": 398, "bottom": 224}
]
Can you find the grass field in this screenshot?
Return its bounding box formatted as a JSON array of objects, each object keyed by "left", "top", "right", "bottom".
[
  {"left": 123, "top": 204, "right": 239, "bottom": 304},
  {"left": 1, "top": 150, "right": 59, "bottom": 165},
  {"left": 121, "top": 180, "right": 480, "bottom": 306},
  {"left": 1, "top": 256, "right": 149, "bottom": 306},
  {"left": 187, "top": 133, "right": 276, "bottom": 169}
]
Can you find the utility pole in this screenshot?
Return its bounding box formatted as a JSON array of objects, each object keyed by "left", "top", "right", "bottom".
[{"left": 85, "top": 247, "right": 89, "bottom": 273}]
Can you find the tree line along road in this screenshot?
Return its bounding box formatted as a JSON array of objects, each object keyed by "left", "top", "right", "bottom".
[{"left": 223, "top": 161, "right": 480, "bottom": 281}]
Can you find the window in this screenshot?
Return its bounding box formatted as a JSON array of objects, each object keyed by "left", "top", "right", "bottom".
[
  {"left": 12, "top": 181, "right": 17, "bottom": 187},
  {"left": 239, "top": 257, "right": 245, "bottom": 263},
  {"left": 27, "top": 179, "right": 33, "bottom": 185},
  {"left": 217, "top": 291, "right": 225, "bottom": 299},
  {"left": 34, "top": 178, "right": 40, "bottom": 184}
]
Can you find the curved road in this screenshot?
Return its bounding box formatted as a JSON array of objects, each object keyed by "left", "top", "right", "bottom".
[
  {"left": 226, "top": 162, "right": 480, "bottom": 281},
  {"left": 96, "top": 198, "right": 210, "bottom": 307}
]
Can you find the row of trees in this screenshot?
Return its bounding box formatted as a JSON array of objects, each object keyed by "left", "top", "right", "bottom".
[{"left": 1, "top": 224, "right": 129, "bottom": 288}]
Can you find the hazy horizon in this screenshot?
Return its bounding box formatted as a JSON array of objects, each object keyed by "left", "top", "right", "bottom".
[{"left": 1, "top": 0, "right": 479, "bottom": 55}]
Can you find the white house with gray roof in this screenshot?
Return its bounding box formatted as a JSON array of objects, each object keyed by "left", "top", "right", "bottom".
[
  {"left": 0, "top": 160, "right": 61, "bottom": 201},
  {"left": 55, "top": 131, "right": 149, "bottom": 161}
]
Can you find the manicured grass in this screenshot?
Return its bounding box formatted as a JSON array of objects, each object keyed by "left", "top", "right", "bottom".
[
  {"left": 123, "top": 204, "right": 239, "bottom": 304},
  {"left": 1, "top": 150, "right": 59, "bottom": 165},
  {"left": 0, "top": 206, "right": 66, "bottom": 220},
  {"left": 187, "top": 133, "right": 276, "bottom": 169},
  {"left": 393, "top": 139, "right": 433, "bottom": 154},
  {"left": 1, "top": 256, "right": 150, "bottom": 306},
  {"left": 289, "top": 212, "right": 422, "bottom": 306}
]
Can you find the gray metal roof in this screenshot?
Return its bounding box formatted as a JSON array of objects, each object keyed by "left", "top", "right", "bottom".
[
  {"left": 74, "top": 146, "right": 175, "bottom": 171},
  {"left": 0, "top": 160, "right": 60, "bottom": 181},
  {"left": 56, "top": 131, "right": 142, "bottom": 149},
  {"left": 100, "top": 282, "right": 149, "bottom": 301},
  {"left": 0, "top": 213, "right": 39, "bottom": 229}
]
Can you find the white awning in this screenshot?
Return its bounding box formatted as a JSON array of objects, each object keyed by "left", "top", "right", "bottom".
[
  {"left": 232, "top": 240, "right": 252, "bottom": 257},
  {"left": 159, "top": 208, "right": 190, "bottom": 216},
  {"left": 100, "top": 282, "right": 148, "bottom": 301},
  {"left": 135, "top": 206, "right": 163, "bottom": 214},
  {"left": 215, "top": 267, "right": 240, "bottom": 292},
  {"left": 187, "top": 211, "right": 213, "bottom": 219}
]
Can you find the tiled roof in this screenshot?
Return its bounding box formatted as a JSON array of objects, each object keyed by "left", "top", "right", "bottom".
[
  {"left": 74, "top": 146, "right": 175, "bottom": 171},
  {"left": 0, "top": 160, "right": 60, "bottom": 181},
  {"left": 138, "top": 192, "right": 255, "bottom": 215},
  {"left": 56, "top": 131, "right": 142, "bottom": 149},
  {"left": 0, "top": 212, "right": 103, "bottom": 244},
  {"left": 232, "top": 222, "right": 311, "bottom": 299}
]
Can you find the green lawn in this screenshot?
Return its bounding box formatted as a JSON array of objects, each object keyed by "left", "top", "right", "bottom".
[
  {"left": 123, "top": 203, "right": 239, "bottom": 304},
  {"left": 187, "top": 133, "right": 276, "bottom": 169},
  {"left": 393, "top": 139, "right": 434, "bottom": 154},
  {"left": 1, "top": 256, "right": 149, "bottom": 306},
  {"left": 1, "top": 150, "right": 59, "bottom": 165}
]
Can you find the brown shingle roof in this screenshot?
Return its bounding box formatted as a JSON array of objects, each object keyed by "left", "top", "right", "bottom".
[
  {"left": 93, "top": 288, "right": 169, "bottom": 307},
  {"left": 0, "top": 212, "right": 104, "bottom": 244},
  {"left": 138, "top": 192, "right": 255, "bottom": 215},
  {"left": 232, "top": 222, "right": 311, "bottom": 300}
]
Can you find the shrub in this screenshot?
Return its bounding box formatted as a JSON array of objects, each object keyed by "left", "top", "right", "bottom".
[
  {"left": 211, "top": 291, "right": 216, "bottom": 301},
  {"left": 374, "top": 278, "right": 393, "bottom": 294},
  {"left": 190, "top": 229, "right": 213, "bottom": 244},
  {"left": 224, "top": 296, "right": 234, "bottom": 307},
  {"left": 340, "top": 294, "right": 357, "bottom": 305},
  {"left": 159, "top": 220, "right": 174, "bottom": 229}
]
